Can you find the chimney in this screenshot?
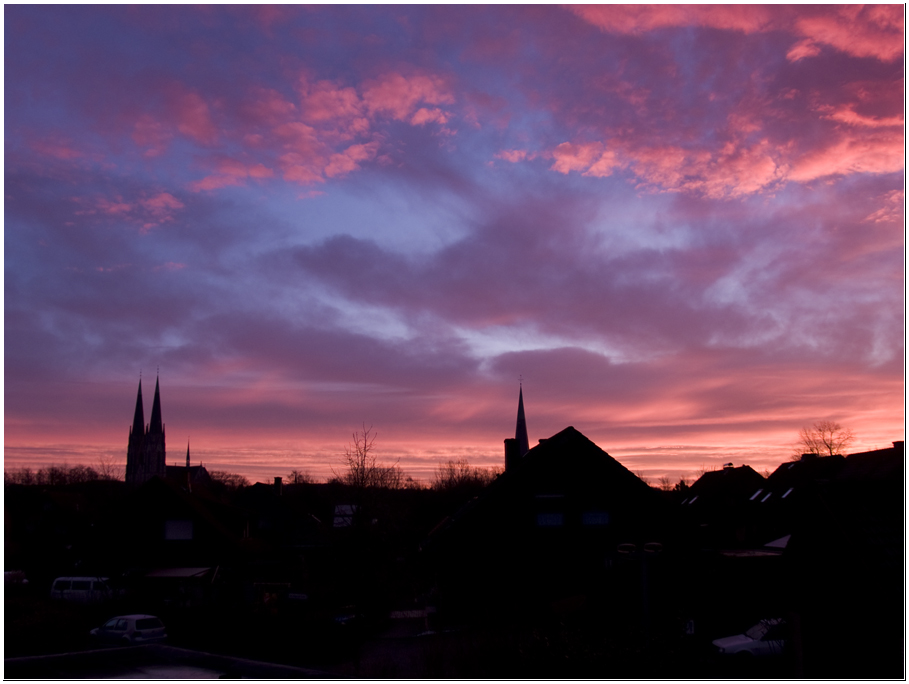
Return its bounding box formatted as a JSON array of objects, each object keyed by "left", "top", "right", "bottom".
[
  {"left": 800, "top": 453, "right": 818, "bottom": 461},
  {"left": 274, "top": 476, "right": 283, "bottom": 496},
  {"left": 893, "top": 441, "right": 904, "bottom": 451},
  {"left": 504, "top": 438, "right": 519, "bottom": 473}
]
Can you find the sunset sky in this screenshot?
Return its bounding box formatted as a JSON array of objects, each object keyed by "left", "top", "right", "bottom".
[{"left": 5, "top": 5, "right": 904, "bottom": 484}]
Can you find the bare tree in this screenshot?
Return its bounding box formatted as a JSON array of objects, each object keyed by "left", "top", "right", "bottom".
[
  {"left": 432, "top": 459, "right": 499, "bottom": 491},
  {"left": 403, "top": 475, "right": 424, "bottom": 490},
  {"left": 333, "top": 425, "right": 404, "bottom": 489},
  {"left": 794, "top": 420, "right": 855, "bottom": 458},
  {"left": 287, "top": 469, "right": 314, "bottom": 484},
  {"left": 209, "top": 470, "right": 250, "bottom": 490},
  {"left": 97, "top": 454, "right": 124, "bottom": 481}
]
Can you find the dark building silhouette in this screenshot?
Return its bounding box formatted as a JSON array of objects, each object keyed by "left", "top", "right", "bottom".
[
  {"left": 428, "top": 425, "right": 666, "bottom": 621},
  {"left": 165, "top": 441, "right": 212, "bottom": 489},
  {"left": 505, "top": 384, "right": 530, "bottom": 472},
  {"left": 125, "top": 376, "right": 166, "bottom": 485}
]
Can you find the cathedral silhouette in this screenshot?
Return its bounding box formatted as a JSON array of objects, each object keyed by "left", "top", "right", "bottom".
[{"left": 125, "top": 375, "right": 166, "bottom": 485}]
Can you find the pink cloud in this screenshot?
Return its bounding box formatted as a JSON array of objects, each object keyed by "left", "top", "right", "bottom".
[
  {"left": 584, "top": 149, "right": 622, "bottom": 178},
  {"left": 141, "top": 192, "right": 184, "bottom": 215},
  {"left": 174, "top": 91, "right": 218, "bottom": 144},
  {"left": 495, "top": 149, "right": 531, "bottom": 163},
  {"left": 324, "top": 142, "right": 379, "bottom": 178},
  {"left": 244, "top": 87, "right": 297, "bottom": 126},
  {"left": 96, "top": 197, "right": 134, "bottom": 214},
  {"left": 274, "top": 121, "right": 322, "bottom": 157},
  {"left": 299, "top": 78, "right": 369, "bottom": 138},
  {"left": 187, "top": 158, "right": 278, "bottom": 191},
  {"left": 362, "top": 72, "right": 454, "bottom": 121},
  {"left": 786, "top": 39, "right": 822, "bottom": 63},
  {"left": 280, "top": 154, "right": 326, "bottom": 185},
  {"left": 248, "top": 163, "right": 274, "bottom": 179},
  {"left": 788, "top": 129, "right": 904, "bottom": 182},
  {"left": 550, "top": 141, "right": 604, "bottom": 174},
  {"left": 570, "top": 4, "right": 904, "bottom": 62},
  {"left": 189, "top": 176, "right": 243, "bottom": 192},
  {"left": 569, "top": 5, "right": 776, "bottom": 36},
  {"left": 823, "top": 105, "right": 904, "bottom": 129},
  {"left": 32, "top": 139, "right": 84, "bottom": 160},
  {"left": 863, "top": 189, "right": 904, "bottom": 224},
  {"left": 410, "top": 107, "right": 449, "bottom": 126},
  {"left": 793, "top": 5, "right": 904, "bottom": 62}
]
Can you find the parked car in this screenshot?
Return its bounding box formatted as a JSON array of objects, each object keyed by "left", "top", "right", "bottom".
[
  {"left": 49, "top": 576, "right": 115, "bottom": 604},
  {"left": 90, "top": 615, "right": 167, "bottom": 646},
  {"left": 712, "top": 618, "right": 787, "bottom": 656}
]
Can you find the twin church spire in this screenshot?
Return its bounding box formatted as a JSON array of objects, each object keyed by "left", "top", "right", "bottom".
[{"left": 125, "top": 374, "right": 167, "bottom": 485}]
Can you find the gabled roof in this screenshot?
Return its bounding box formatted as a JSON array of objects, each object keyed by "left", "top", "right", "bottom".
[
  {"left": 767, "top": 454, "right": 845, "bottom": 489},
  {"left": 838, "top": 442, "right": 904, "bottom": 482},
  {"left": 426, "top": 426, "right": 659, "bottom": 546},
  {"left": 688, "top": 465, "right": 764, "bottom": 501}
]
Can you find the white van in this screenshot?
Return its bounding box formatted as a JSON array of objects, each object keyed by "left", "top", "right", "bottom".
[{"left": 49, "top": 577, "right": 114, "bottom": 604}]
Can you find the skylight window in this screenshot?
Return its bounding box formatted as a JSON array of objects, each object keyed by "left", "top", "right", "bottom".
[
  {"left": 688, "top": 495, "right": 698, "bottom": 504},
  {"left": 761, "top": 492, "right": 772, "bottom": 502},
  {"left": 782, "top": 487, "right": 794, "bottom": 498},
  {"left": 749, "top": 488, "right": 763, "bottom": 500}
]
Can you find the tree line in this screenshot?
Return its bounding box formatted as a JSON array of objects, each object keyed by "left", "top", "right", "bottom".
[{"left": 5, "top": 421, "right": 856, "bottom": 490}]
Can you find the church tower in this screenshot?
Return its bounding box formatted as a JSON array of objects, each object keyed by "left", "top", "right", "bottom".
[
  {"left": 505, "top": 383, "right": 530, "bottom": 472},
  {"left": 125, "top": 374, "right": 167, "bottom": 485},
  {"left": 515, "top": 383, "right": 529, "bottom": 458},
  {"left": 125, "top": 378, "right": 146, "bottom": 484}
]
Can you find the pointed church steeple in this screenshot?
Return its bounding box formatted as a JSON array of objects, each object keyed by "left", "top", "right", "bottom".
[
  {"left": 186, "top": 439, "right": 191, "bottom": 468},
  {"left": 149, "top": 375, "right": 163, "bottom": 434},
  {"left": 515, "top": 384, "right": 529, "bottom": 457},
  {"left": 131, "top": 378, "right": 145, "bottom": 436}
]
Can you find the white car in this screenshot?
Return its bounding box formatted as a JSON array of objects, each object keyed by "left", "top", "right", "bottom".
[
  {"left": 50, "top": 576, "right": 114, "bottom": 604},
  {"left": 712, "top": 618, "right": 786, "bottom": 656},
  {"left": 90, "top": 614, "right": 167, "bottom": 646}
]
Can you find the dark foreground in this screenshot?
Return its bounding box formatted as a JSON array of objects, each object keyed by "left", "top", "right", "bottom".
[{"left": 5, "top": 591, "right": 809, "bottom": 679}]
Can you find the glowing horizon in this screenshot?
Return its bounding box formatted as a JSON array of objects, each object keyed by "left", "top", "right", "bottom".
[{"left": 5, "top": 6, "right": 904, "bottom": 485}]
